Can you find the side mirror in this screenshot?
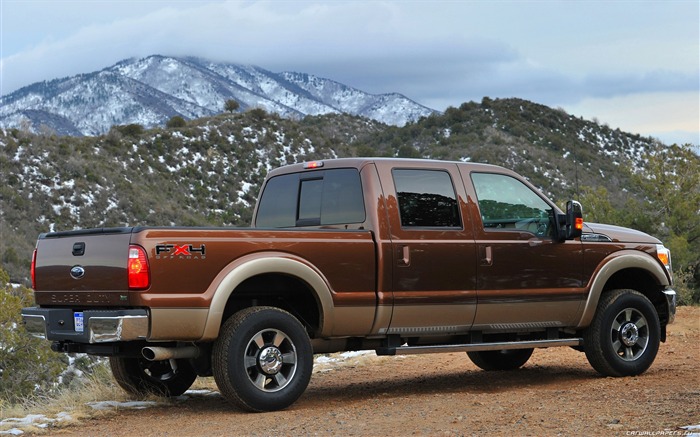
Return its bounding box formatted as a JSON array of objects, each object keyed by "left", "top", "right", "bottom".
[
  {"left": 565, "top": 200, "right": 583, "bottom": 239},
  {"left": 555, "top": 200, "right": 584, "bottom": 241}
]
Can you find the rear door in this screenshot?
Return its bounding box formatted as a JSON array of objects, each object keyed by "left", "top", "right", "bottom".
[{"left": 375, "top": 161, "right": 477, "bottom": 336}]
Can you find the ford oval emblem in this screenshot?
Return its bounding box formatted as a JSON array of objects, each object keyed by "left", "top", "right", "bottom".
[{"left": 70, "top": 265, "right": 85, "bottom": 280}]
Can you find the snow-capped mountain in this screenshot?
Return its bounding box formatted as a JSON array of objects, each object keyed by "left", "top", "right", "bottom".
[{"left": 0, "top": 55, "right": 436, "bottom": 136}]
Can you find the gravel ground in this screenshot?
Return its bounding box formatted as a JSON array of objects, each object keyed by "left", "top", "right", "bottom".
[{"left": 56, "top": 306, "right": 699, "bottom": 436}]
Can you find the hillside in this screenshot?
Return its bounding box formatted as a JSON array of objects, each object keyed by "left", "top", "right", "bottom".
[{"left": 1, "top": 98, "right": 698, "bottom": 292}]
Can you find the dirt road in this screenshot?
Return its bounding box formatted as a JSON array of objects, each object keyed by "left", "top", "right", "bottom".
[{"left": 60, "top": 307, "right": 699, "bottom": 436}]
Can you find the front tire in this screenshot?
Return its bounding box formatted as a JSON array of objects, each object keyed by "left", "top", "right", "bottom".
[
  {"left": 583, "top": 289, "right": 660, "bottom": 377},
  {"left": 212, "top": 306, "right": 313, "bottom": 412},
  {"left": 109, "top": 356, "right": 197, "bottom": 397},
  {"left": 467, "top": 348, "right": 534, "bottom": 371}
]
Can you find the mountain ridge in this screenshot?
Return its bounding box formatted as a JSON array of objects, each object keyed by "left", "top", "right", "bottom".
[{"left": 0, "top": 55, "right": 436, "bottom": 135}]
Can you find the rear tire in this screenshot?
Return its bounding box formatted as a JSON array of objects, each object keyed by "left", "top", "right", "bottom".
[
  {"left": 467, "top": 348, "right": 533, "bottom": 371},
  {"left": 583, "top": 289, "right": 660, "bottom": 377},
  {"left": 212, "top": 306, "right": 313, "bottom": 412},
  {"left": 109, "top": 356, "right": 197, "bottom": 397}
]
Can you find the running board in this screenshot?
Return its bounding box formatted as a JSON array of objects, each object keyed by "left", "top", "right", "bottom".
[{"left": 376, "top": 338, "right": 582, "bottom": 356}]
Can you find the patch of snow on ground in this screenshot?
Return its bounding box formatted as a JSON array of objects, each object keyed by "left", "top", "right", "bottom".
[
  {"left": 339, "top": 350, "right": 374, "bottom": 359},
  {"left": 681, "top": 424, "right": 700, "bottom": 437},
  {"left": 87, "top": 400, "right": 158, "bottom": 411},
  {"left": 174, "top": 389, "right": 221, "bottom": 401},
  {"left": 0, "top": 412, "right": 73, "bottom": 435},
  {"left": 313, "top": 350, "right": 375, "bottom": 370}
]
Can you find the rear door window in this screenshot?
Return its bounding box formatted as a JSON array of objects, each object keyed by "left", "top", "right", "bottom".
[
  {"left": 392, "top": 169, "right": 461, "bottom": 228},
  {"left": 255, "top": 168, "right": 366, "bottom": 227}
]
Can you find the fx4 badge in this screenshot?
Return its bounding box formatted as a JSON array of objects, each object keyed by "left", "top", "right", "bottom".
[{"left": 155, "top": 244, "right": 206, "bottom": 260}]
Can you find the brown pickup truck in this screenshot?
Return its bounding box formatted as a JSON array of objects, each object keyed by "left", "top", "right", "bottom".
[{"left": 22, "top": 158, "right": 676, "bottom": 412}]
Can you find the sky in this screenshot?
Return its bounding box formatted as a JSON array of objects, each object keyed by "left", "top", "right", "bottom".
[{"left": 1, "top": 0, "right": 698, "bottom": 146}]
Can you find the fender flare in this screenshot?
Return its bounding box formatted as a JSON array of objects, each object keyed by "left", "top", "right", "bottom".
[
  {"left": 575, "top": 250, "right": 670, "bottom": 329},
  {"left": 200, "top": 254, "right": 335, "bottom": 341}
]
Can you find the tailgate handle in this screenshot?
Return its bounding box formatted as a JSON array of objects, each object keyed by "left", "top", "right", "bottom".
[{"left": 72, "top": 242, "right": 86, "bottom": 256}]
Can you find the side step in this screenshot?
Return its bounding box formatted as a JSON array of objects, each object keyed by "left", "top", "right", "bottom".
[{"left": 376, "top": 338, "right": 582, "bottom": 356}]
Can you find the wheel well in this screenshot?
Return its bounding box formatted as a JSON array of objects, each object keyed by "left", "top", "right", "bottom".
[
  {"left": 602, "top": 267, "right": 671, "bottom": 326},
  {"left": 221, "top": 273, "right": 321, "bottom": 336}
]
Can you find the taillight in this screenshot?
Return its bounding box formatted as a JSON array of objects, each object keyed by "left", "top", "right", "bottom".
[
  {"left": 128, "top": 245, "right": 150, "bottom": 290},
  {"left": 31, "top": 249, "right": 37, "bottom": 290}
]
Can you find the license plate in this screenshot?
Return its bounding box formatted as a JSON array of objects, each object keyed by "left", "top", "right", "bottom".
[{"left": 74, "top": 312, "right": 84, "bottom": 332}]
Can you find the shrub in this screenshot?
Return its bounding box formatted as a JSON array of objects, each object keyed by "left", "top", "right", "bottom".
[
  {"left": 224, "top": 99, "right": 240, "bottom": 113},
  {"left": 675, "top": 268, "right": 699, "bottom": 306},
  {"left": 248, "top": 107, "right": 267, "bottom": 121},
  {"left": 166, "top": 116, "right": 187, "bottom": 128},
  {"left": 115, "top": 123, "right": 144, "bottom": 137},
  {"left": 0, "top": 267, "right": 65, "bottom": 405}
]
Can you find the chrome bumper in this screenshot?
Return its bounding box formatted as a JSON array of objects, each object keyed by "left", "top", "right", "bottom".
[
  {"left": 21, "top": 307, "right": 149, "bottom": 343},
  {"left": 663, "top": 288, "right": 676, "bottom": 324}
]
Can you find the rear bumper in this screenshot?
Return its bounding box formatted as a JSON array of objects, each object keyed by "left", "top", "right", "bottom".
[{"left": 21, "top": 307, "right": 149, "bottom": 343}]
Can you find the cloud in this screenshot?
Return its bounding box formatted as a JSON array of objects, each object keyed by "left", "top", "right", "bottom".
[
  {"left": 566, "top": 91, "right": 699, "bottom": 139},
  {"left": 0, "top": 0, "right": 697, "bottom": 145},
  {"left": 1, "top": 2, "right": 519, "bottom": 100},
  {"left": 2, "top": 1, "right": 697, "bottom": 103}
]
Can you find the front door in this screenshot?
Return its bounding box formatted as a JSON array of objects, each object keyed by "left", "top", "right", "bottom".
[{"left": 463, "top": 170, "right": 585, "bottom": 331}]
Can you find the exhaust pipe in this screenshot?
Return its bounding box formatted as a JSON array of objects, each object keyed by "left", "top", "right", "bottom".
[{"left": 142, "top": 345, "right": 199, "bottom": 361}]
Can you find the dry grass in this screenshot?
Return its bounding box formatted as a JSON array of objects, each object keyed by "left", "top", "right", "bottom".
[
  {"left": 0, "top": 362, "right": 131, "bottom": 433},
  {"left": 189, "top": 375, "right": 218, "bottom": 391},
  {"left": 0, "top": 361, "right": 226, "bottom": 434}
]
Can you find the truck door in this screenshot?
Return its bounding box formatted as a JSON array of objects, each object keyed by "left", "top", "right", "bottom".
[
  {"left": 462, "top": 169, "right": 585, "bottom": 330},
  {"left": 375, "top": 161, "right": 478, "bottom": 336}
]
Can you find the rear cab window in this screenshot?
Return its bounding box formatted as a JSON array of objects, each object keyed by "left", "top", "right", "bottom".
[{"left": 255, "top": 168, "right": 366, "bottom": 228}]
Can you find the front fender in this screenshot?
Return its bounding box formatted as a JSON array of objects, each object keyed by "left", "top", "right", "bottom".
[
  {"left": 575, "top": 250, "right": 670, "bottom": 329},
  {"left": 199, "top": 253, "right": 335, "bottom": 341}
]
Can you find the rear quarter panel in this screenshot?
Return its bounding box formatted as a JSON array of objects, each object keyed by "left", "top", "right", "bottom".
[{"left": 128, "top": 228, "right": 376, "bottom": 309}]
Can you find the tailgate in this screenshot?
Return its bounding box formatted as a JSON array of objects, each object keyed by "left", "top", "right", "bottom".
[{"left": 34, "top": 228, "right": 134, "bottom": 306}]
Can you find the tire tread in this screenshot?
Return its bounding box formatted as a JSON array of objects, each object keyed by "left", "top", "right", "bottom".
[
  {"left": 583, "top": 289, "right": 660, "bottom": 377},
  {"left": 212, "top": 306, "right": 312, "bottom": 412}
]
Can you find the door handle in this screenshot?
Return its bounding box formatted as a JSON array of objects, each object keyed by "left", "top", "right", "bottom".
[
  {"left": 398, "top": 245, "right": 410, "bottom": 266},
  {"left": 480, "top": 245, "right": 493, "bottom": 266}
]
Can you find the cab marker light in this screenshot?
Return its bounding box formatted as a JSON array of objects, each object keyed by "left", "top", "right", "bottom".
[{"left": 304, "top": 161, "right": 324, "bottom": 169}]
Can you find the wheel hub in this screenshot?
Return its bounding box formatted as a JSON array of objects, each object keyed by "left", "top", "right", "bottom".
[
  {"left": 258, "top": 346, "right": 284, "bottom": 375},
  {"left": 619, "top": 322, "right": 639, "bottom": 347}
]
